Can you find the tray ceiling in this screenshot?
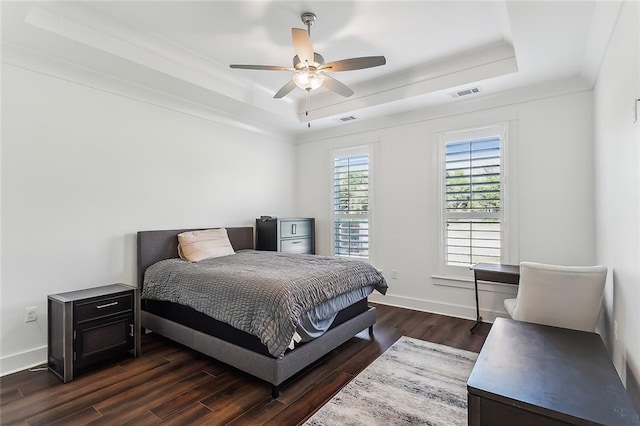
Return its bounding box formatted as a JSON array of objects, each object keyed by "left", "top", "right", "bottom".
[{"left": 1, "top": 1, "right": 620, "bottom": 137}]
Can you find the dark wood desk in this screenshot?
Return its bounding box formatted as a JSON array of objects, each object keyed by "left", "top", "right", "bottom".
[
  {"left": 467, "top": 318, "right": 640, "bottom": 425},
  {"left": 470, "top": 263, "right": 519, "bottom": 333}
]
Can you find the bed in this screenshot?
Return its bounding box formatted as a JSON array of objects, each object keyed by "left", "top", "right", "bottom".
[{"left": 137, "top": 226, "right": 385, "bottom": 398}]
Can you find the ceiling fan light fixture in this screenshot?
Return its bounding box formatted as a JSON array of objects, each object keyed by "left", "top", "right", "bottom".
[
  {"left": 293, "top": 70, "right": 325, "bottom": 91},
  {"left": 229, "top": 11, "right": 386, "bottom": 104}
]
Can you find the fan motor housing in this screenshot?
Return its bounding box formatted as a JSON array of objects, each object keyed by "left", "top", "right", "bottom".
[
  {"left": 301, "top": 12, "right": 317, "bottom": 27},
  {"left": 293, "top": 53, "right": 325, "bottom": 69}
]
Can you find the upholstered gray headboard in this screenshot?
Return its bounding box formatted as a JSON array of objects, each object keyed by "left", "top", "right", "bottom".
[{"left": 136, "top": 227, "right": 254, "bottom": 288}]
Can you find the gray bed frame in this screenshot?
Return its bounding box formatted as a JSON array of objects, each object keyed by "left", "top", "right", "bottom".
[{"left": 137, "top": 226, "right": 376, "bottom": 398}]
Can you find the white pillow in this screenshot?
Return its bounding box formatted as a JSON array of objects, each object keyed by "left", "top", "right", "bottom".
[{"left": 177, "top": 228, "right": 235, "bottom": 262}]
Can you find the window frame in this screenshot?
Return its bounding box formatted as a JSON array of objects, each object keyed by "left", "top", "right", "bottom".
[
  {"left": 439, "top": 124, "right": 510, "bottom": 275},
  {"left": 331, "top": 145, "right": 374, "bottom": 262}
]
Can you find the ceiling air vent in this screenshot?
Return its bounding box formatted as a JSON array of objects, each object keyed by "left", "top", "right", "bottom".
[
  {"left": 449, "top": 87, "right": 481, "bottom": 98},
  {"left": 339, "top": 116, "right": 357, "bottom": 122}
]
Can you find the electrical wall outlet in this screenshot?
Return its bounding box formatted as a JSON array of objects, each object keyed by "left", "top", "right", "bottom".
[
  {"left": 24, "top": 307, "right": 38, "bottom": 323},
  {"left": 392, "top": 270, "right": 398, "bottom": 279}
]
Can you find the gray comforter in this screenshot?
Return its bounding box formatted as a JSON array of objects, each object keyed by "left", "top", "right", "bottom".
[{"left": 142, "top": 250, "right": 387, "bottom": 358}]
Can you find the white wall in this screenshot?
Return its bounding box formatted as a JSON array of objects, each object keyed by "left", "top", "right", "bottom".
[
  {"left": 593, "top": 0, "right": 640, "bottom": 408},
  {"left": 0, "top": 64, "right": 296, "bottom": 375},
  {"left": 296, "top": 87, "right": 595, "bottom": 321}
]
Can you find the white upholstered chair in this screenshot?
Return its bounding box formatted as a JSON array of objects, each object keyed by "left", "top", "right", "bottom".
[{"left": 504, "top": 262, "right": 607, "bottom": 332}]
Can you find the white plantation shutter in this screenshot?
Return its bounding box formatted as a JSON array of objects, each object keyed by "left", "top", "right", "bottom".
[
  {"left": 333, "top": 153, "right": 369, "bottom": 259},
  {"left": 444, "top": 135, "right": 502, "bottom": 267}
]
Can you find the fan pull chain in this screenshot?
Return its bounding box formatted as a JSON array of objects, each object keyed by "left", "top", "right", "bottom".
[{"left": 306, "top": 91, "right": 311, "bottom": 128}]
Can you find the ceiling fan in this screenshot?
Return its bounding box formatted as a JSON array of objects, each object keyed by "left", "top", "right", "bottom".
[{"left": 230, "top": 12, "right": 386, "bottom": 99}]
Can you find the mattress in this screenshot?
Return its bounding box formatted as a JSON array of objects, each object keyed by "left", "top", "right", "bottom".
[{"left": 142, "top": 298, "right": 369, "bottom": 357}]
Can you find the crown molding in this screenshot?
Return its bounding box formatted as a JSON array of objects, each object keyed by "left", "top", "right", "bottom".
[
  {"left": 22, "top": 3, "right": 298, "bottom": 124},
  {"left": 297, "top": 41, "right": 518, "bottom": 123},
  {"left": 295, "top": 75, "right": 591, "bottom": 144},
  {"left": 2, "top": 42, "right": 296, "bottom": 142}
]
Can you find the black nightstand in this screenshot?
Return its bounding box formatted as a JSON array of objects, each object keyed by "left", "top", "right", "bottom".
[{"left": 48, "top": 283, "right": 139, "bottom": 383}]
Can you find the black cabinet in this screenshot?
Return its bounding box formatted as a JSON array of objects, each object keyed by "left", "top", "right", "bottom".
[
  {"left": 256, "top": 218, "right": 315, "bottom": 254},
  {"left": 48, "top": 284, "right": 139, "bottom": 383}
]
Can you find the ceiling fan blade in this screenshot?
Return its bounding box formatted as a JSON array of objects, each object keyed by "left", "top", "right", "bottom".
[
  {"left": 319, "top": 56, "right": 386, "bottom": 72},
  {"left": 291, "top": 28, "right": 314, "bottom": 64},
  {"left": 230, "top": 64, "right": 294, "bottom": 71},
  {"left": 323, "top": 75, "right": 354, "bottom": 97},
  {"left": 274, "top": 79, "right": 297, "bottom": 99}
]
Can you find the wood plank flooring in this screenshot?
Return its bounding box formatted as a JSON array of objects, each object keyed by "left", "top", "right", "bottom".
[{"left": 0, "top": 303, "right": 491, "bottom": 425}]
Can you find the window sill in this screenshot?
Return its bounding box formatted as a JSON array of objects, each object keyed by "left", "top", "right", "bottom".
[
  {"left": 335, "top": 255, "right": 370, "bottom": 265},
  {"left": 432, "top": 274, "right": 517, "bottom": 295}
]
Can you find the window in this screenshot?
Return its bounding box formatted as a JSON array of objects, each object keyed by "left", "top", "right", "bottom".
[
  {"left": 333, "top": 148, "right": 370, "bottom": 259},
  {"left": 442, "top": 126, "right": 505, "bottom": 267}
]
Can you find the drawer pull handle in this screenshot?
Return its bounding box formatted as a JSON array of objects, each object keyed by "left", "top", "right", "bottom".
[
  {"left": 96, "top": 302, "right": 118, "bottom": 309},
  {"left": 291, "top": 241, "right": 301, "bottom": 244},
  {"left": 129, "top": 324, "right": 134, "bottom": 337},
  {"left": 292, "top": 224, "right": 297, "bottom": 234}
]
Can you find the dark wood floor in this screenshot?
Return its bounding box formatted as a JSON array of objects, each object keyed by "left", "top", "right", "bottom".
[{"left": 0, "top": 303, "right": 491, "bottom": 425}]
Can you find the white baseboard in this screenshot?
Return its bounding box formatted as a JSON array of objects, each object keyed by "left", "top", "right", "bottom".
[
  {"left": 0, "top": 346, "right": 47, "bottom": 377},
  {"left": 0, "top": 294, "right": 506, "bottom": 377},
  {"left": 369, "top": 293, "right": 509, "bottom": 324}
]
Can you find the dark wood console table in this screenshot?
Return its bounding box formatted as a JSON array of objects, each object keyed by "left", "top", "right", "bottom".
[
  {"left": 467, "top": 318, "right": 640, "bottom": 425},
  {"left": 469, "top": 263, "right": 519, "bottom": 333}
]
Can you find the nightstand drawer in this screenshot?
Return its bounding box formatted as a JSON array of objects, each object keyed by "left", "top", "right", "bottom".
[
  {"left": 281, "top": 238, "right": 312, "bottom": 254},
  {"left": 280, "top": 220, "right": 312, "bottom": 238},
  {"left": 75, "top": 293, "right": 133, "bottom": 322}
]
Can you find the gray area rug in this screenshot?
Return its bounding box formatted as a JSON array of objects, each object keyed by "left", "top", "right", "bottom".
[{"left": 305, "top": 336, "right": 478, "bottom": 425}]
